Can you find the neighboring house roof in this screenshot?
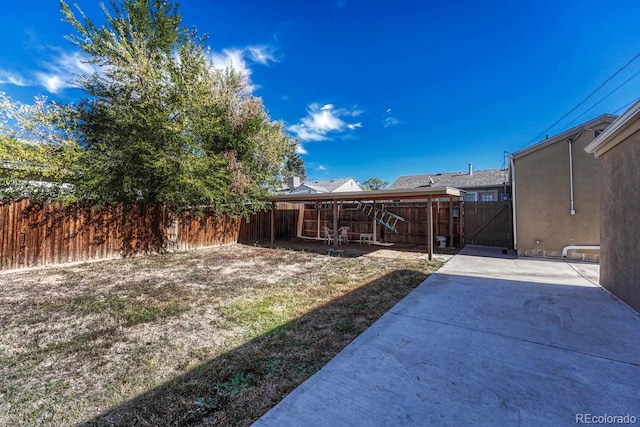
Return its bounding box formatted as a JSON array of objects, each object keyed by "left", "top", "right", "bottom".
[
  {"left": 585, "top": 100, "right": 640, "bottom": 158},
  {"left": 513, "top": 113, "right": 618, "bottom": 160},
  {"left": 289, "top": 178, "right": 362, "bottom": 194},
  {"left": 390, "top": 168, "right": 508, "bottom": 190}
]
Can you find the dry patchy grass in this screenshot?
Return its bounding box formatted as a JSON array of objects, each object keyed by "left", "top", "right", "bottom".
[{"left": 0, "top": 244, "right": 443, "bottom": 426}]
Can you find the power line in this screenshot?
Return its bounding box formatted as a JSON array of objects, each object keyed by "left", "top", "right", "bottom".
[
  {"left": 518, "top": 50, "right": 640, "bottom": 150},
  {"left": 613, "top": 97, "right": 640, "bottom": 114},
  {"left": 560, "top": 68, "right": 640, "bottom": 131}
]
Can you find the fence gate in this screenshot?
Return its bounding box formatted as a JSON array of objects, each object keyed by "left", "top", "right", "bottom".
[{"left": 462, "top": 201, "right": 513, "bottom": 248}]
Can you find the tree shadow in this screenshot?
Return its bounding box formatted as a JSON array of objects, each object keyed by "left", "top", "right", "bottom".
[
  {"left": 79, "top": 269, "right": 428, "bottom": 426},
  {"left": 255, "top": 272, "right": 640, "bottom": 426}
]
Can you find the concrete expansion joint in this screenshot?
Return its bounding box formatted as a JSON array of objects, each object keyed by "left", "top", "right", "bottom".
[{"left": 388, "top": 311, "right": 639, "bottom": 367}]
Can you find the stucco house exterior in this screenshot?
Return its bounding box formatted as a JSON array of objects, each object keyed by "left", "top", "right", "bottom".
[
  {"left": 390, "top": 165, "right": 509, "bottom": 201},
  {"left": 511, "top": 114, "right": 617, "bottom": 260},
  {"left": 289, "top": 178, "right": 362, "bottom": 194},
  {"left": 585, "top": 101, "right": 640, "bottom": 312}
]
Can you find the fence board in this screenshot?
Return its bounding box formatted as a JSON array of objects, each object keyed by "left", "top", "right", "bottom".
[
  {"left": 462, "top": 201, "right": 513, "bottom": 248},
  {"left": 237, "top": 202, "right": 302, "bottom": 243},
  {"left": 0, "top": 200, "right": 241, "bottom": 271},
  {"left": 2, "top": 199, "right": 513, "bottom": 271},
  {"left": 297, "top": 201, "right": 463, "bottom": 246}
]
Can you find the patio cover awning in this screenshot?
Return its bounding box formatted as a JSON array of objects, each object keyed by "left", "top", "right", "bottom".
[
  {"left": 267, "top": 186, "right": 464, "bottom": 203},
  {"left": 266, "top": 186, "right": 465, "bottom": 260}
]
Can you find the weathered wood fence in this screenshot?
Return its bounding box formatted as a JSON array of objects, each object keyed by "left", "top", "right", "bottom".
[
  {"left": 299, "top": 201, "right": 464, "bottom": 247},
  {"left": 462, "top": 201, "right": 513, "bottom": 248},
  {"left": 1, "top": 199, "right": 512, "bottom": 271},
  {"left": 236, "top": 201, "right": 514, "bottom": 249},
  {"left": 238, "top": 203, "right": 303, "bottom": 243},
  {"left": 0, "top": 200, "right": 240, "bottom": 271}
]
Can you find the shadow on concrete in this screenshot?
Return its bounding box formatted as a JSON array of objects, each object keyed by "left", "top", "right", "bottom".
[
  {"left": 458, "top": 244, "right": 517, "bottom": 259},
  {"left": 79, "top": 269, "right": 429, "bottom": 426},
  {"left": 255, "top": 269, "right": 640, "bottom": 426}
]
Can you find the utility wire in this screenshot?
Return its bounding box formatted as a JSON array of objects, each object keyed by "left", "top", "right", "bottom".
[
  {"left": 560, "top": 68, "right": 640, "bottom": 131},
  {"left": 613, "top": 97, "right": 640, "bottom": 114},
  {"left": 518, "top": 50, "right": 640, "bottom": 150}
]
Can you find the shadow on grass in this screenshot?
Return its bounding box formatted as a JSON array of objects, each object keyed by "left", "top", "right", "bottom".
[
  {"left": 80, "top": 268, "right": 429, "bottom": 426},
  {"left": 252, "top": 237, "right": 460, "bottom": 259}
]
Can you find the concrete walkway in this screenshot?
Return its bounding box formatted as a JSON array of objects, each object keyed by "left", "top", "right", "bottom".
[{"left": 255, "top": 246, "right": 640, "bottom": 426}]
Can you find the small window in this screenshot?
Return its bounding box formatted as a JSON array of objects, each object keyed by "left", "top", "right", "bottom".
[
  {"left": 479, "top": 191, "right": 498, "bottom": 201},
  {"left": 464, "top": 193, "right": 477, "bottom": 202}
]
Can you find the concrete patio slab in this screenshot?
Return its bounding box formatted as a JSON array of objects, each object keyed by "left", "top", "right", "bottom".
[{"left": 254, "top": 246, "right": 640, "bottom": 426}]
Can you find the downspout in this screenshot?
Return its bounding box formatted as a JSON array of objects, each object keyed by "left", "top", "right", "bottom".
[
  {"left": 508, "top": 154, "right": 517, "bottom": 251},
  {"left": 568, "top": 138, "right": 576, "bottom": 215},
  {"left": 566, "top": 129, "right": 587, "bottom": 215}
]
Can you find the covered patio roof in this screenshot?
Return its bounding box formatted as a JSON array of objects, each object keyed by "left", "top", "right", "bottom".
[
  {"left": 266, "top": 186, "right": 465, "bottom": 260},
  {"left": 267, "top": 186, "right": 464, "bottom": 203}
]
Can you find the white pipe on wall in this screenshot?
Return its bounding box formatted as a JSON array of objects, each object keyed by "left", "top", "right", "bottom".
[
  {"left": 568, "top": 139, "right": 576, "bottom": 215},
  {"left": 509, "top": 155, "right": 517, "bottom": 250},
  {"left": 562, "top": 245, "right": 599, "bottom": 258}
]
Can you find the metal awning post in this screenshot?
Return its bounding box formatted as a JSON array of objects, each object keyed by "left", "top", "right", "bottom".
[
  {"left": 316, "top": 204, "right": 321, "bottom": 238},
  {"left": 333, "top": 199, "right": 338, "bottom": 248},
  {"left": 449, "top": 197, "right": 454, "bottom": 247}
]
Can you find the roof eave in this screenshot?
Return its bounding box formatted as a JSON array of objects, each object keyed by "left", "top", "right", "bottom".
[
  {"left": 513, "top": 114, "right": 618, "bottom": 160},
  {"left": 585, "top": 100, "right": 640, "bottom": 158},
  {"left": 268, "top": 186, "right": 464, "bottom": 202}
]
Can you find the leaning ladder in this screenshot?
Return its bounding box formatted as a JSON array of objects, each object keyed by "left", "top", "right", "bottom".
[{"left": 356, "top": 202, "right": 405, "bottom": 233}]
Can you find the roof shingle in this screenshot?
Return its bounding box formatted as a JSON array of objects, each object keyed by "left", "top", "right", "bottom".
[{"left": 390, "top": 169, "right": 508, "bottom": 190}]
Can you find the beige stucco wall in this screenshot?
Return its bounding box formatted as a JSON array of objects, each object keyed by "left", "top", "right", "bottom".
[
  {"left": 514, "top": 129, "right": 604, "bottom": 260},
  {"left": 598, "top": 130, "right": 640, "bottom": 312}
]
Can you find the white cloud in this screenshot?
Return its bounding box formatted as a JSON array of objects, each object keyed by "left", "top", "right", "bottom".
[
  {"left": 246, "top": 45, "right": 278, "bottom": 65},
  {"left": 35, "top": 50, "right": 99, "bottom": 93},
  {"left": 210, "top": 48, "right": 250, "bottom": 75},
  {"left": 288, "top": 103, "right": 363, "bottom": 142},
  {"left": 35, "top": 73, "right": 66, "bottom": 93},
  {"left": 0, "top": 69, "right": 28, "bottom": 87},
  {"left": 383, "top": 108, "right": 401, "bottom": 128},
  {"left": 0, "top": 50, "right": 97, "bottom": 93},
  {"left": 296, "top": 144, "right": 308, "bottom": 155},
  {"left": 1, "top": 40, "right": 277, "bottom": 95},
  {"left": 317, "top": 165, "right": 327, "bottom": 171},
  {"left": 383, "top": 116, "right": 400, "bottom": 128},
  {"left": 210, "top": 45, "right": 279, "bottom": 77}
]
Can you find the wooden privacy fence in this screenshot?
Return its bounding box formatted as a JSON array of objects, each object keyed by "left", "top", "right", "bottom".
[
  {"left": 0, "top": 199, "right": 240, "bottom": 271},
  {"left": 462, "top": 201, "right": 513, "bottom": 248},
  {"left": 1, "top": 199, "right": 513, "bottom": 271},
  {"left": 239, "top": 200, "right": 514, "bottom": 250},
  {"left": 300, "top": 201, "right": 463, "bottom": 247},
  {"left": 238, "top": 203, "right": 303, "bottom": 242}
]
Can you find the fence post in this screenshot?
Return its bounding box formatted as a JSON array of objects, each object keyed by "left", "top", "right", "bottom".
[{"left": 270, "top": 202, "right": 275, "bottom": 245}]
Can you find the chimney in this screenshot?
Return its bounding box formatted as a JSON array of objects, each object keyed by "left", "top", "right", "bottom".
[
  {"left": 287, "top": 176, "right": 301, "bottom": 189},
  {"left": 468, "top": 163, "right": 473, "bottom": 175}
]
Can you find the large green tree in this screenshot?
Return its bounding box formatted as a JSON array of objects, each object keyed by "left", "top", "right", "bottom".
[
  {"left": 284, "top": 150, "right": 306, "bottom": 180},
  {"left": 61, "top": 0, "right": 302, "bottom": 213},
  {"left": 362, "top": 177, "right": 388, "bottom": 191}
]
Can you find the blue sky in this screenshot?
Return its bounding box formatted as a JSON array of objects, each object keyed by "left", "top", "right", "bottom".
[{"left": 2, "top": 1, "right": 640, "bottom": 185}]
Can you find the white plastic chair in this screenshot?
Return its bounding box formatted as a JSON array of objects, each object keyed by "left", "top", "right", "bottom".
[
  {"left": 338, "top": 227, "right": 349, "bottom": 244},
  {"left": 323, "top": 226, "right": 334, "bottom": 245}
]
